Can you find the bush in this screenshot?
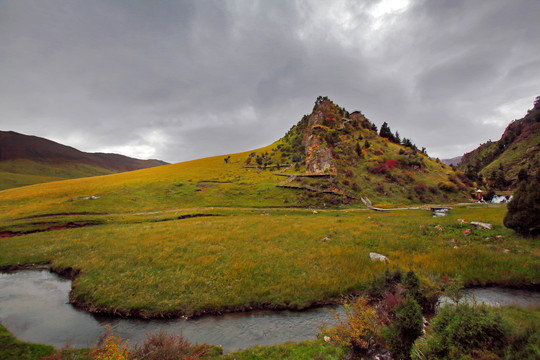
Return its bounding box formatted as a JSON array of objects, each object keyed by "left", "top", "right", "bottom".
[
  {"left": 322, "top": 296, "right": 381, "bottom": 358},
  {"left": 438, "top": 182, "right": 458, "bottom": 193},
  {"left": 369, "top": 163, "right": 388, "bottom": 175},
  {"left": 368, "top": 268, "right": 403, "bottom": 300},
  {"left": 413, "top": 185, "right": 426, "bottom": 195},
  {"left": 382, "top": 297, "right": 423, "bottom": 360},
  {"left": 130, "top": 331, "right": 213, "bottom": 360},
  {"left": 91, "top": 326, "right": 129, "bottom": 360},
  {"left": 414, "top": 305, "right": 510, "bottom": 359},
  {"left": 504, "top": 171, "right": 540, "bottom": 235}
]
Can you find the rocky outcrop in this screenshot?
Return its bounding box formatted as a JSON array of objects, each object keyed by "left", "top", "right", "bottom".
[{"left": 302, "top": 100, "right": 337, "bottom": 175}]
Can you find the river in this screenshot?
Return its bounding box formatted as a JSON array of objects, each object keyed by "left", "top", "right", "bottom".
[{"left": 1, "top": 271, "right": 538, "bottom": 353}]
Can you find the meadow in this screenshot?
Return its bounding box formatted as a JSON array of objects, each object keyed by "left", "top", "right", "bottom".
[{"left": 1, "top": 205, "right": 537, "bottom": 318}]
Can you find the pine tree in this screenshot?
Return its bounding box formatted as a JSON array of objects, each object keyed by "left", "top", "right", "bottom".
[{"left": 379, "top": 122, "right": 395, "bottom": 142}]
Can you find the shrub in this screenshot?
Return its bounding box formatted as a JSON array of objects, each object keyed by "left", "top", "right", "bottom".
[
  {"left": 342, "top": 179, "right": 350, "bottom": 186},
  {"left": 291, "top": 154, "right": 302, "bottom": 163},
  {"left": 369, "top": 163, "right": 388, "bottom": 175},
  {"left": 438, "top": 182, "right": 458, "bottom": 193},
  {"left": 504, "top": 171, "right": 540, "bottom": 236},
  {"left": 414, "top": 305, "right": 510, "bottom": 359},
  {"left": 386, "top": 159, "right": 397, "bottom": 169},
  {"left": 368, "top": 268, "right": 403, "bottom": 300},
  {"left": 322, "top": 296, "right": 381, "bottom": 358},
  {"left": 130, "top": 331, "right": 212, "bottom": 360},
  {"left": 91, "top": 326, "right": 129, "bottom": 360},
  {"left": 382, "top": 297, "right": 423, "bottom": 360},
  {"left": 413, "top": 185, "right": 426, "bottom": 195}
]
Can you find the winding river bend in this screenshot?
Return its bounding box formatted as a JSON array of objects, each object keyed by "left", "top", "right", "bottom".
[{"left": 1, "top": 271, "right": 539, "bottom": 353}]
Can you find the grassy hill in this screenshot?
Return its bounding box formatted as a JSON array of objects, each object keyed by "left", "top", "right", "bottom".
[
  {"left": 0, "top": 131, "right": 167, "bottom": 190},
  {"left": 459, "top": 96, "right": 540, "bottom": 188},
  {"left": 0, "top": 98, "right": 473, "bottom": 220}
]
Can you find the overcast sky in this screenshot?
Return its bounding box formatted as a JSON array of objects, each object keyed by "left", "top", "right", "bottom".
[{"left": 1, "top": 0, "right": 539, "bottom": 163}]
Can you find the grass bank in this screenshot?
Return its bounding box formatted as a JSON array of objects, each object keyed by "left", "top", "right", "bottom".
[{"left": 0, "top": 206, "right": 537, "bottom": 318}]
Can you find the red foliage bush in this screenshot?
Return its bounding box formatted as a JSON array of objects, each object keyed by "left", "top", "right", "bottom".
[{"left": 385, "top": 159, "right": 396, "bottom": 169}]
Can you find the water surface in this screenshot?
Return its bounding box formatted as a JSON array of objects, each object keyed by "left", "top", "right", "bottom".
[
  {"left": 0, "top": 271, "right": 341, "bottom": 352},
  {"left": 1, "top": 271, "right": 539, "bottom": 352}
]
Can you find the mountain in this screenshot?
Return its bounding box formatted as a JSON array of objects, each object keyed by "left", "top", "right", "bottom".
[
  {"left": 441, "top": 156, "right": 462, "bottom": 166},
  {"left": 458, "top": 96, "right": 540, "bottom": 189},
  {"left": 0, "top": 131, "right": 168, "bottom": 190}
]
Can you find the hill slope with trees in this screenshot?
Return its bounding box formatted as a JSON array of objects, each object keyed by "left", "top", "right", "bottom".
[{"left": 459, "top": 96, "right": 540, "bottom": 189}]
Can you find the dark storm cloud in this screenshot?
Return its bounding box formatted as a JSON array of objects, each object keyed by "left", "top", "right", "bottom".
[{"left": 1, "top": 0, "right": 539, "bottom": 162}]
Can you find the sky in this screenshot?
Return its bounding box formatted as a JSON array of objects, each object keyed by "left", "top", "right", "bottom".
[{"left": 1, "top": 0, "right": 539, "bottom": 163}]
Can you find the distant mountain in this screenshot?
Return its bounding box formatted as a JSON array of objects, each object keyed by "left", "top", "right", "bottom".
[
  {"left": 458, "top": 96, "right": 540, "bottom": 189},
  {"left": 0, "top": 131, "right": 167, "bottom": 190},
  {"left": 441, "top": 156, "right": 462, "bottom": 166}
]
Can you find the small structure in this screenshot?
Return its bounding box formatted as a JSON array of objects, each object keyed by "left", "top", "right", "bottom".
[{"left": 475, "top": 189, "right": 484, "bottom": 201}]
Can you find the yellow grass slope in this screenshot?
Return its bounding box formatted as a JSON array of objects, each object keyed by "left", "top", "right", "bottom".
[{"left": 0, "top": 143, "right": 295, "bottom": 220}]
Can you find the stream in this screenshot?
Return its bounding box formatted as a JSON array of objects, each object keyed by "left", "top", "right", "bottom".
[{"left": 1, "top": 271, "right": 539, "bottom": 353}]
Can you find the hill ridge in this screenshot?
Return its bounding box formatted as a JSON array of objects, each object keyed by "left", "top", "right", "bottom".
[
  {"left": 0, "top": 130, "right": 168, "bottom": 190},
  {"left": 458, "top": 96, "right": 540, "bottom": 188}
]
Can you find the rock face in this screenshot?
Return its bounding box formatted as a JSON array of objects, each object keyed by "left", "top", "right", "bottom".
[{"left": 302, "top": 99, "right": 337, "bottom": 175}]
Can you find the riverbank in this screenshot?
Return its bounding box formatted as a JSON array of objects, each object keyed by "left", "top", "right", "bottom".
[
  {"left": 2, "top": 304, "right": 539, "bottom": 359},
  {"left": 0, "top": 207, "right": 538, "bottom": 319}
]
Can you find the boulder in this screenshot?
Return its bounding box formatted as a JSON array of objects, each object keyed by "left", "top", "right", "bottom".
[{"left": 369, "top": 252, "right": 389, "bottom": 262}]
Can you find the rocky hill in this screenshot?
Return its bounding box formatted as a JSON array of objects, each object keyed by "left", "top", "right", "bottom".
[
  {"left": 245, "top": 97, "right": 472, "bottom": 205},
  {"left": 0, "top": 131, "right": 167, "bottom": 190},
  {"left": 459, "top": 96, "right": 540, "bottom": 189}
]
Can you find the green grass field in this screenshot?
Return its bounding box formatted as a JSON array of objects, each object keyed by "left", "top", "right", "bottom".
[{"left": 1, "top": 205, "right": 537, "bottom": 317}]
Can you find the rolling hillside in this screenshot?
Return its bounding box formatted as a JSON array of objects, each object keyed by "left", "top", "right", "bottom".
[
  {"left": 0, "top": 131, "right": 167, "bottom": 190},
  {"left": 459, "top": 96, "right": 540, "bottom": 188},
  {"left": 0, "top": 97, "right": 472, "bottom": 220}
]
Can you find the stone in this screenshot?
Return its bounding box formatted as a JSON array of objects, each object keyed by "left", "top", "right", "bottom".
[
  {"left": 369, "top": 252, "right": 389, "bottom": 262},
  {"left": 321, "top": 237, "right": 330, "bottom": 242},
  {"left": 470, "top": 221, "right": 492, "bottom": 229},
  {"left": 324, "top": 336, "right": 331, "bottom": 343}
]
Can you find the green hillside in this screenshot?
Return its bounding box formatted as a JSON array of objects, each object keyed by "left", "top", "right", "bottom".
[
  {"left": 265, "top": 96, "right": 471, "bottom": 206},
  {"left": 459, "top": 96, "right": 540, "bottom": 189}
]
